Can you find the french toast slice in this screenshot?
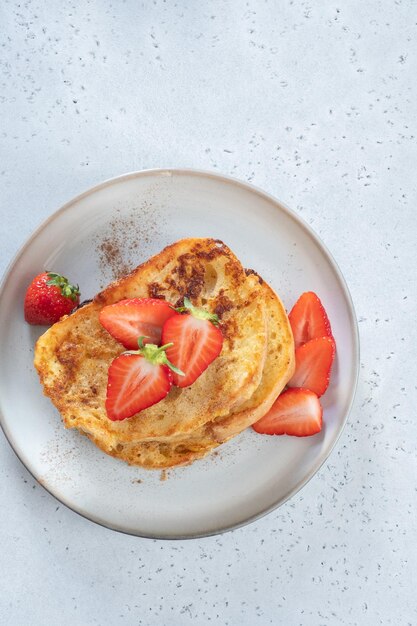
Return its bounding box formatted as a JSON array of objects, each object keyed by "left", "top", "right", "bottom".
[
  {"left": 91, "top": 280, "right": 295, "bottom": 468},
  {"left": 34, "top": 239, "right": 268, "bottom": 446}
]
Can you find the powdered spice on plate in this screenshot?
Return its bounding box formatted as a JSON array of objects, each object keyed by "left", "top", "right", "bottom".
[{"left": 95, "top": 204, "right": 160, "bottom": 281}]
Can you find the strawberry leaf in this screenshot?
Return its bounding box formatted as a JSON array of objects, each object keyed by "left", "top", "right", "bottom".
[
  {"left": 46, "top": 272, "right": 80, "bottom": 302},
  {"left": 124, "top": 336, "right": 185, "bottom": 377},
  {"left": 174, "top": 297, "right": 220, "bottom": 326}
]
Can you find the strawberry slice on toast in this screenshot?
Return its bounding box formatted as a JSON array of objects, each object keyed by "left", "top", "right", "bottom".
[
  {"left": 161, "top": 298, "right": 223, "bottom": 388},
  {"left": 99, "top": 297, "right": 177, "bottom": 349},
  {"left": 105, "top": 337, "right": 184, "bottom": 421}
]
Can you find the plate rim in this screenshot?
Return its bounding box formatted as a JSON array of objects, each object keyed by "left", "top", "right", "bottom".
[{"left": 0, "top": 168, "right": 360, "bottom": 540}]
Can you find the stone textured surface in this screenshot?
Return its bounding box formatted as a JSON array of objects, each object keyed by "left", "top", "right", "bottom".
[{"left": 1, "top": 1, "right": 416, "bottom": 624}]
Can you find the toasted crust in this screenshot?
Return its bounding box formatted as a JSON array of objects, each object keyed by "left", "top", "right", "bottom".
[
  {"left": 34, "top": 239, "right": 268, "bottom": 446},
  {"left": 95, "top": 281, "right": 295, "bottom": 468}
]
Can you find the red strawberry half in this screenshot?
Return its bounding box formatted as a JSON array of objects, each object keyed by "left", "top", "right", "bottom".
[
  {"left": 289, "top": 291, "right": 333, "bottom": 348},
  {"left": 105, "top": 337, "right": 184, "bottom": 421},
  {"left": 288, "top": 336, "right": 335, "bottom": 397},
  {"left": 161, "top": 298, "right": 223, "bottom": 388},
  {"left": 24, "top": 271, "right": 80, "bottom": 325},
  {"left": 99, "top": 298, "right": 177, "bottom": 349},
  {"left": 252, "top": 388, "right": 322, "bottom": 437}
]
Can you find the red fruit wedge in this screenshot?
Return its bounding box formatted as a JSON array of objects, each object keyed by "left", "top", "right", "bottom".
[
  {"left": 105, "top": 338, "right": 184, "bottom": 421},
  {"left": 252, "top": 388, "right": 322, "bottom": 437},
  {"left": 161, "top": 298, "right": 223, "bottom": 387},
  {"left": 288, "top": 336, "right": 335, "bottom": 397},
  {"left": 99, "top": 298, "right": 177, "bottom": 349},
  {"left": 289, "top": 291, "right": 333, "bottom": 348}
]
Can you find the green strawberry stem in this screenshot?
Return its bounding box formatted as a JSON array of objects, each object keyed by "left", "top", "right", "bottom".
[
  {"left": 46, "top": 272, "right": 80, "bottom": 302},
  {"left": 124, "top": 336, "right": 184, "bottom": 376},
  {"left": 175, "top": 296, "right": 219, "bottom": 326}
]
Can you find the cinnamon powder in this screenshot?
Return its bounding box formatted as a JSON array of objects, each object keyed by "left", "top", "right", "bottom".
[{"left": 95, "top": 203, "right": 160, "bottom": 281}]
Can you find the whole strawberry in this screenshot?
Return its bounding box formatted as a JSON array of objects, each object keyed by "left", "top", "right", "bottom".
[{"left": 24, "top": 272, "right": 80, "bottom": 325}]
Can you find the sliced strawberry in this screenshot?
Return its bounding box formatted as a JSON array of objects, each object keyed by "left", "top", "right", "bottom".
[
  {"left": 105, "top": 338, "right": 183, "bottom": 421},
  {"left": 288, "top": 336, "right": 335, "bottom": 397},
  {"left": 99, "top": 298, "right": 177, "bottom": 349},
  {"left": 106, "top": 354, "right": 172, "bottom": 420},
  {"left": 252, "top": 388, "right": 322, "bottom": 436},
  {"left": 289, "top": 291, "right": 333, "bottom": 348},
  {"left": 161, "top": 298, "right": 223, "bottom": 387}
]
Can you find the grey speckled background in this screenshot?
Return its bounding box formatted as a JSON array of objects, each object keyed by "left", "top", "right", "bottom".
[{"left": 1, "top": 1, "right": 416, "bottom": 625}]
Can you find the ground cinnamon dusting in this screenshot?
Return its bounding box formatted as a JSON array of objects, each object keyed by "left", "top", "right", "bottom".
[
  {"left": 94, "top": 204, "right": 161, "bottom": 281},
  {"left": 98, "top": 239, "right": 131, "bottom": 280}
]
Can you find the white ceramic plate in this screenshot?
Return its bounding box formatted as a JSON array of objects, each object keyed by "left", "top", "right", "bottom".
[{"left": 0, "top": 170, "right": 358, "bottom": 539}]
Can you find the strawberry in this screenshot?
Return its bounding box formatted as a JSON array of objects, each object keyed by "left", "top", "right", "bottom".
[
  {"left": 289, "top": 291, "right": 333, "bottom": 348},
  {"left": 99, "top": 298, "right": 177, "bottom": 349},
  {"left": 252, "top": 388, "right": 322, "bottom": 436},
  {"left": 24, "top": 272, "right": 80, "bottom": 325},
  {"left": 288, "top": 336, "right": 335, "bottom": 397},
  {"left": 105, "top": 337, "right": 184, "bottom": 421},
  {"left": 161, "top": 297, "right": 223, "bottom": 387}
]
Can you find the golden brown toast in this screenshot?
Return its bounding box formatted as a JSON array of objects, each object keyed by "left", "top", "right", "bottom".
[
  {"left": 34, "top": 239, "right": 268, "bottom": 446},
  {"left": 94, "top": 280, "right": 295, "bottom": 468}
]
